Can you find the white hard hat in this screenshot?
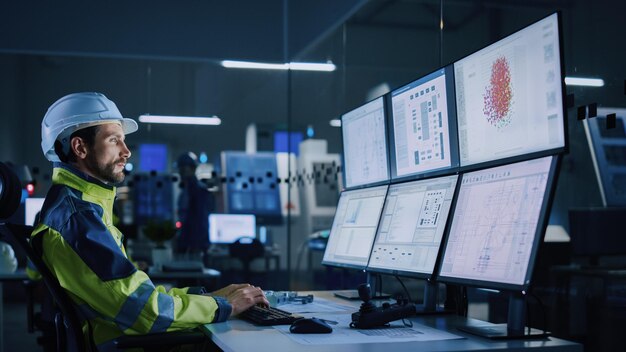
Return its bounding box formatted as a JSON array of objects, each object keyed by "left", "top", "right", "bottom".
[{"left": 41, "top": 92, "right": 138, "bottom": 162}]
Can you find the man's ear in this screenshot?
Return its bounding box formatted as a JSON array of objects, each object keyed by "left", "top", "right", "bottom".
[{"left": 70, "top": 136, "right": 88, "bottom": 160}]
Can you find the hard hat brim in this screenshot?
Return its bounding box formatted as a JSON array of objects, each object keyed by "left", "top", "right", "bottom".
[{"left": 120, "top": 118, "right": 139, "bottom": 135}]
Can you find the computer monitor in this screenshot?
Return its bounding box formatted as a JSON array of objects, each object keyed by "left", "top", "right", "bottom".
[
  {"left": 454, "top": 12, "right": 566, "bottom": 169},
  {"left": 438, "top": 155, "right": 558, "bottom": 291},
  {"left": 341, "top": 96, "right": 390, "bottom": 189},
  {"left": 209, "top": 213, "right": 257, "bottom": 244},
  {"left": 438, "top": 155, "right": 559, "bottom": 339},
  {"left": 25, "top": 197, "right": 45, "bottom": 226},
  {"left": 367, "top": 174, "right": 459, "bottom": 279},
  {"left": 322, "top": 185, "right": 388, "bottom": 270},
  {"left": 389, "top": 66, "right": 459, "bottom": 181},
  {"left": 583, "top": 107, "right": 626, "bottom": 207}
]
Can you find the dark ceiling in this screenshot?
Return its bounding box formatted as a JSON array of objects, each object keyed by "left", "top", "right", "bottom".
[{"left": 0, "top": 0, "right": 366, "bottom": 62}]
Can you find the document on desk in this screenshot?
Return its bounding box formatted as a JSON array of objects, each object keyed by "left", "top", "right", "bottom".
[
  {"left": 279, "top": 297, "right": 354, "bottom": 314},
  {"left": 274, "top": 314, "right": 463, "bottom": 345}
]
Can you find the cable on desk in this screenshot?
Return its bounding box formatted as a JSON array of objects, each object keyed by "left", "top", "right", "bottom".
[
  {"left": 394, "top": 275, "right": 413, "bottom": 303},
  {"left": 374, "top": 273, "right": 383, "bottom": 298}
]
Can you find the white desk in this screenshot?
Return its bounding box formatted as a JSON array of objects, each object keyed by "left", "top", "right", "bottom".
[
  {"left": 201, "top": 291, "right": 582, "bottom": 352},
  {"left": 0, "top": 269, "right": 28, "bottom": 352}
]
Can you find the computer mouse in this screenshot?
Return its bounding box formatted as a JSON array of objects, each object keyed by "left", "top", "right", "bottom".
[{"left": 289, "top": 317, "right": 333, "bottom": 334}]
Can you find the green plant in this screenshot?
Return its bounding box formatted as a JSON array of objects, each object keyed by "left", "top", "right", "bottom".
[{"left": 143, "top": 220, "right": 177, "bottom": 248}]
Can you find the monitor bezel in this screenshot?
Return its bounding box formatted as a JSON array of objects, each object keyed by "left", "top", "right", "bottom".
[
  {"left": 340, "top": 95, "right": 391, "bottom": 191},
  {"left": 453, "top": 11, "right": 568, "bottom": 172},
  {"left": 388, "top": 65, "right": 461, "bottom": 183},
  {"left": 365, "top": 173, "right": 462, "bottom": 280},
  {"left": 321, "top": 184, "right": 389, "bottom": 271},
  {"left": 436, "top": 154, "right": 561, "bottom": 292},
  {"left": 583, "top": 108, "right": 626, "bottom": 207}
]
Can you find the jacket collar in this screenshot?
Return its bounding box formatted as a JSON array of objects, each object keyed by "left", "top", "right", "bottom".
[{"left": 52, "top": 162, "right": 116, "bottom": 201}]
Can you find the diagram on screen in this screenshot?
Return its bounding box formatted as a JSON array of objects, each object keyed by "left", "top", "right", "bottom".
[
  {"left": 344, "top": 106, "right": 388, "bottom": 186},
  {"left": 393, "top": 73, "right": 451, "bottom": 176},
  {"left": 451, "top": 172, "right": 547, "bottom": 283},
  {"left": 483, "top": 56, "right": 514, "bottom": 130},
  {"left": 417, "top": 190, "right": 445, "bottom": 228}
]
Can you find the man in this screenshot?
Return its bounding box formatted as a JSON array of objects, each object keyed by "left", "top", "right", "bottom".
[
  {"left": 33, "top": 92, "right": 268, "bottom": 351},
  {"left": 175, "top": 152, "right": 213, "bottom": 255}
]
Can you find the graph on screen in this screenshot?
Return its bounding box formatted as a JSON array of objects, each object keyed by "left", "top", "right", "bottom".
[
  {"left": 391, "top": 68, "right": 454, "bottom": 179},
  {"left": 439, "top": 156, "right": 553, "bottom": 286},
  {"left": 322, "top": 185, "right": 388, "bottom": 269},
  {"left": 342, "top": 97, "right": 389, "bottom": 188},
  {"left": 454, "top": 13, "right": 564, "bottom": 167},
  {"left": 368, "top": 175, "right": 458, "bottom": 276}
]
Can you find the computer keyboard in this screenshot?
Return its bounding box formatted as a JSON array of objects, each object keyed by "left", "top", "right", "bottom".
[{"left": 239, "top": 305, "right": 303, "bottom": 326}]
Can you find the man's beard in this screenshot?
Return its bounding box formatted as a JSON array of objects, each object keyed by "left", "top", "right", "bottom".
[{"left": 85, "top": 153, "right": 125, "bottom": 184}]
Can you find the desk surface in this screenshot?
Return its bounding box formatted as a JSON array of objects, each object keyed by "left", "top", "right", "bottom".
[{"left": 201, "top": 291, "right": 582, "bottom": 352}]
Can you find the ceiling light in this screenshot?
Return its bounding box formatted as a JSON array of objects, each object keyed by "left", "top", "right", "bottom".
[
  {"left": 221, "top": 60, "right": 288, "bottom": 70},
  {"left": 329, "top": 119, "right": 341, "bottom": 127},
  {"left": 138, "top": 115, "right": 221, "bottom": 126},
  {"left": 564, "top": 76, "right": 604, "bottom": 87},
  {"left": 222, "top": 60, "right": 336, "bottom": 72},
  {"left": 288, "top": 62, "right": 336, "bottom": 72}
]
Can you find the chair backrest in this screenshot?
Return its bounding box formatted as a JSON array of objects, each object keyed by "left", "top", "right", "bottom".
[
  {"left": 229, "top": 237, "right": 265, "bottom": 262},
  {"left": 0, "top": 162, "right": 89, "bottom": 352}
]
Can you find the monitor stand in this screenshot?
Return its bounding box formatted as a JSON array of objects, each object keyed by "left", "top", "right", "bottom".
[
  {"left": 458, "top": 292, "right": 550, "bottom": 339},
  {"left": 415, "top": 280, "right": 451, "bottom": 315}
]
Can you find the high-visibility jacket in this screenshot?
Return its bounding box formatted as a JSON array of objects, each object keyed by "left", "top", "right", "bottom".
[{"left": 30, "top": 163, "right": 231, "bottom": 351}]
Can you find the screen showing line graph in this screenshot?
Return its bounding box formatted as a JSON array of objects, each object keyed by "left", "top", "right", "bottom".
[
  {"left": 367, "top": 175, "right": 458, "bottom": 277},
  {"left": 454, "top": 13, "right": 565, "bottom": 167},
  {"left": 390, "top": 67, "right": 459, "bottom": 180},
  {"left": 438, "top": 156, "right": 555, "bottom": 288},
  {"left": 342, "top": 97, "right": 390, "bottom": 189},
  {"left": 322, "top": 185, "right": 388, "bottom": 269}
]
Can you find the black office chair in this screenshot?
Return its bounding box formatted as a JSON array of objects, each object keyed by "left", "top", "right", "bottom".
[
  {"left": 229, "top": 237, "right": 265, "bottom": 283},
  {"left": 0, "top": 162, "right": 209, "bottom": 352}
]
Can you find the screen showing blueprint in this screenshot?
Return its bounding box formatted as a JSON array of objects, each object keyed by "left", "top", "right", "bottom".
[
  {"left": 341, "top": 97, "right": 390, "bottom": 189},
  {"left": 454, "top": 13, "right": 565, "bottom": 167},
  {"left": 322, "top": 185, "right": 388, "bottom": 269},
  {"left": 438, "top": 156, "right": 555, "bottom": 288},
  {"left": 390, "top": 66, "right": 459, "bottom": 181},
  {"left": 367, "top": 175, "right": 458, "bottom": 277}
]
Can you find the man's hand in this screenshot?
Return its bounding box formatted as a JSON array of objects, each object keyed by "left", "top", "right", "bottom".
[
  {"left": 206, "top": 284, "right": 269, "bottom": 317},
  {"left": 210, "top": 284, "right": 250, "bottom": 298}
]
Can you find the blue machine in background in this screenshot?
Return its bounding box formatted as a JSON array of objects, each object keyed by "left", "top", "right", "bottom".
[
  {"left": 221, "top": 151, "right": 282, "bottom": 225},
  {"left": 133, "top": 173, "right": 174, "bottom": 225}
]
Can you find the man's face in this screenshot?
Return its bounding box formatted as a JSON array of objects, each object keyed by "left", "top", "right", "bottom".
[{"left": 83, "top": 123, "right": 131, "bottom": 184}]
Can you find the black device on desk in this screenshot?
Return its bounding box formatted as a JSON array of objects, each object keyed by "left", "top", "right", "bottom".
[
  {"left": 290, "top": 318, "right": 333, "bottom": 334},
  {"left": 239, "top": 305, "right": 303, "bottom": 326},
  {"left": 334, "top": 290, "right": 391, "bottom": 301},
  {"left": 350, "top": 283, "right": 416, "bottom": 329}
]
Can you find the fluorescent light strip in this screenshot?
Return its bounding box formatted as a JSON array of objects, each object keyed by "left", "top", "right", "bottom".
[
  {"left": 289, "top": 62, "right": 336, "bottom": 72},
  {"left": 138, "top": 115, "right": 221, "bottom": 126},
  {"left": 329, "top": 119, "right": 342, "bottom": 127},
  {"left": 564, "top": 76, "right": 604, "bottom": 87},
  {"left": 222, "top": 60, "right": 336, "bottom": 72},
  {"left": 222, "top": 60, "right": 288, "bottom": 70}
]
